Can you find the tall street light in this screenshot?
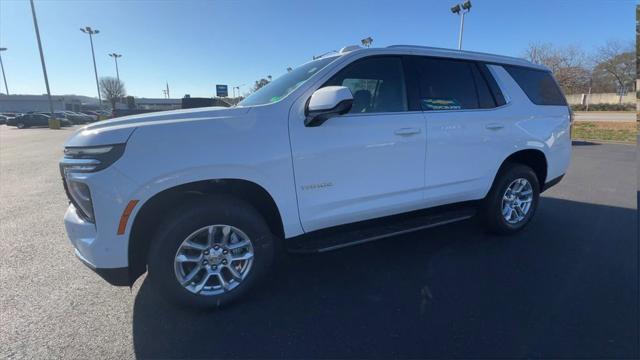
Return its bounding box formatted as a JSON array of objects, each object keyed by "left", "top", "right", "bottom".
[
  {"left": 80, "top": 26, "right": 101, "bottom": 106},
  {"left": 0, "top": 48, "right": 9, "bottom": 95},
  {"left": 451, "top": 0, "right": 472, "bottom": 50},
  {"left": 108, "top": 53, "right": 122, "bottom": 83},
  {"left": 29, "top": 0, "right": 55, "bottom": 128}
]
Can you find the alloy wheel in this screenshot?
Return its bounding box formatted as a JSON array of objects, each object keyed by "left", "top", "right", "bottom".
[
  {"left": 173, "top": 224, "right": 254, "bottom": 296},
  {"left": 501, "top": 178, "right": 533, "bottom": 224}
]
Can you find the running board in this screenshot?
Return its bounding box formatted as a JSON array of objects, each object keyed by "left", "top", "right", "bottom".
[{"left": 286, "top": 205, "right": 477, "bottom": 254}]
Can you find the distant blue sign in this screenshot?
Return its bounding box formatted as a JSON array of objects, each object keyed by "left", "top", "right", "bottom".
[{"left": 216, "top": 84, "right": 228, "bottom": 97}]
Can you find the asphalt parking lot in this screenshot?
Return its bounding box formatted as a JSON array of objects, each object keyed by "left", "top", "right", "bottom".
[{"left": 0, "top": 124, "right": 637, "bottom": 359}]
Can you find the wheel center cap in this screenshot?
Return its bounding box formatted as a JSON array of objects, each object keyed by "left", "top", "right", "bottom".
[{"left": 206, "top": 248, "right": 224, "bottom": 263}]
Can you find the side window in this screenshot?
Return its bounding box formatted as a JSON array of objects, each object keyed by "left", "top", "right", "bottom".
[
  {"left": 503, "top": 65, "right": 567, "bottom": 106},
  {"left": 471, "top": 63, "right": 497, "bottom": 109},
  {"left": 324, "top": 57, "right": 407, "bottom": 114},
  {"left": 478, "top": 63, "right": 507, "bottom": 106},
  {"left": 410, "top": 57, "right": 481, "bottom": 111}
]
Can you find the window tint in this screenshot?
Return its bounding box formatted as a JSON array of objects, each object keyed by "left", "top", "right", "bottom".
[
  {"left": 471, "top": 64, "right": 496, "bottom": 109},
  {"left": 478, "top": 64, "right": 506, "bottom": 106},
  {"left": 409, "top": 57, "right": 482, "bottom": 111},
  {"left": 503, "top": 65, "right": 567, "bottom": 106},
  {"left": 324, "top": 56, "right": 407, "bottom": 113}
]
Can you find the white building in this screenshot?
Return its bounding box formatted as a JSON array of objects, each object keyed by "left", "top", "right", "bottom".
[{"left": 0, "top": 94, "right": 93, "bottom": 113}]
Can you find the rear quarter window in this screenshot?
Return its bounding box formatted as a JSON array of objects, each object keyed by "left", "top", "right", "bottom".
[{"left": 503, "top": 65, "right": 567, "bottom": 106}]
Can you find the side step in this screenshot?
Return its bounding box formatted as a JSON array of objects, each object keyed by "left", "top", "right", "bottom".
[{"left": 286, "top": 204, "right": 477, "bottom": 254}]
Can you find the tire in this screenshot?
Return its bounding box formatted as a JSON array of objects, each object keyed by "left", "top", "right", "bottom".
[
  {"left": 16, "top": 123, "right": 26, "bottom": 129},
  {"left": 480, "top": 163, "right": 540, "bottom": 235},
  {"left": 147, "top": 194, "right": 277, "bottom": 309}
]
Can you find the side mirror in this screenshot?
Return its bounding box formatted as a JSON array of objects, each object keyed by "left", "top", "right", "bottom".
[{"left": 304, "top": 86, "right": 353, "bottom": 127}]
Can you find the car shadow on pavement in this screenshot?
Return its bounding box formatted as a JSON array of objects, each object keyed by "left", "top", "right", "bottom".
[{"left": 132, "top": 197, "right": 638, "bottom": 359}]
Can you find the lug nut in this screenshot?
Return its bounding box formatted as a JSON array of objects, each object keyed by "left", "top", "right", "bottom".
[
  {"left": 204, "top": 250, "right": 209, "bottom": 255},
  {"left": 223, "top": 250, "right": 228, "bottom": 255},
  {"left": 212, "top": 265, "right": 217, "bottom": 270},
  {"left": 214, "top": 245, "right": 220, "bottom": 250},
  {"left": 222, "top": 259, "right": 227, "bottom": 265}
]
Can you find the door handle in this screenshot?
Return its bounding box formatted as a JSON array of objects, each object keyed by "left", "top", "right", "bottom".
[
  {"left": 485, "top": 123, "right": 504, "bottom": 130},
  {"left": 394, "top": 127, "right": 421, "bottom": 136}
]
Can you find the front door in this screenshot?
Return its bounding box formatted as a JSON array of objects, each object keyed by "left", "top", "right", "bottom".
[{"left": 289, "top": 56, "right": 427, "bottom": 232}]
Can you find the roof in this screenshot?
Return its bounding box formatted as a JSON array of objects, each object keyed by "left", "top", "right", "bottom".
[{"left": 331, "top": 44, "right": 547, "bottom": 71}]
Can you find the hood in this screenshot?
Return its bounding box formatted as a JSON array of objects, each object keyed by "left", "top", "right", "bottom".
[{"left": 64, "top": 106, "right": 251, "bottom": 147}]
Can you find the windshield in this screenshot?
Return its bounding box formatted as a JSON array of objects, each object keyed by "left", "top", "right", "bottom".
[{"left": 239, "top": 56, "right": 338, "bottom": 106}]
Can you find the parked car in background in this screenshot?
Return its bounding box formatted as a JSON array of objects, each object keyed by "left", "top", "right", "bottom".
[
  {"left": 80, "top": 111, "right": 100, "bottom": 122},
  {"left": 1, "top": 112, "right": 18, "bottom": 121},
  {"left": 61, "top": 111, "right": 90, "bottom": 124},
  {"left": 8, "top": 113, "right": 72, "bottom": 128},
  {"left": 0, "top": 115, "right": 8, "bottom": 124},
  {"left": 53, "top": 111, "right": 74, "bottom": 123}
]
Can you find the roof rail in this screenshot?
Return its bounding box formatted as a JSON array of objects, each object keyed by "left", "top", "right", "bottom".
[{"left": 387, "top": 44, "right": 538, "bottom": 68}]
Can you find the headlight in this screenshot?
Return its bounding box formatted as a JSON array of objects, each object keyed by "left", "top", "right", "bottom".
[
  {"left": 62, "top": 144, "right": 126, "bottom": 172},
  {"left": 67, "top": 180, "right": 95, "bottom": 222},
  {"left": 60, "top": 144, "right": 126, "bottom": 222}
]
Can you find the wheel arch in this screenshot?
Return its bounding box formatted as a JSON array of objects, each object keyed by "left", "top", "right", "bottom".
[
  {"left": 127, "top": 178, "right": 285, "bottom": 284},
  {"left": 496, "top": 149, "right": 548, "bottom": 189}
]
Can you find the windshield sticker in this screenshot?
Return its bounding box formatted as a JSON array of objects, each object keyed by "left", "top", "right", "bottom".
[{"left": 421, "top": 98, "right": 462, "bottom": 110}]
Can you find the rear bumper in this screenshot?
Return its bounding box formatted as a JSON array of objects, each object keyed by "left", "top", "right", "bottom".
[{"left": 542, "top": 174, "right": 564, "bottom": 192}]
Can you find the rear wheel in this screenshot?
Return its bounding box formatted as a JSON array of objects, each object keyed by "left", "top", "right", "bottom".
[
  {"left": 147, "top": 195, "right": 277, "bottom": 309},
  {"left": 16, "top": 122, "right": 26, "bottom": 129},
  {"left": 481, "top": 163, "right": 540, "bottom": 234}
]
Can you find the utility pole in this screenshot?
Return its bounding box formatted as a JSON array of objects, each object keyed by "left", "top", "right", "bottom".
[
  {"left": 29, "top": 0, "right": 56, "bottom": 128},
  {"left": 108, "top": 53, "right": 122, "bottom": 83},
  {"left": 451, "top": 1, "right": 472, "bottom": 50},
  {"left": 166, "top": 82, "right": 170, "bottom": 98},
  {"left": 80, "top": 26, "right": 101, "bottom": 106},
  {"left": 0, "top": 48, "right": 9, "bottom": 95}
]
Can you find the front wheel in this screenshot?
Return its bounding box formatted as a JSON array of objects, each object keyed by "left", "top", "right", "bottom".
[
  {"left": 481, "top": 164, "right": 540, "bottom": 234},
  {"left": 147, "top": 195, "right": 277, "bottom": 309}
]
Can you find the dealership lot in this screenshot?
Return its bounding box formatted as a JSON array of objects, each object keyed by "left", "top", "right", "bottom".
[{"left": 0, "top": 125, "right": 637, "bottom": 359}]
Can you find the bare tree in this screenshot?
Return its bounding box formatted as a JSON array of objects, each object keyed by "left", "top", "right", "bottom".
[
  {"left": 252, "top": 76, "right": 272, "bottom": 92},
  {"left": 523, "top": 42, "right": 590, "bottom": 94},
  {"left": 593, "top": 41, "right": 635, "bottom": 103},
  {"left": 99, "top": 76, "right": 126, "bottom": 110}
]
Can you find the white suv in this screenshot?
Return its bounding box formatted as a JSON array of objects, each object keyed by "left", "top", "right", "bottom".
[{"left": 61, "top": 45, "right": 571, "bottom": 308}]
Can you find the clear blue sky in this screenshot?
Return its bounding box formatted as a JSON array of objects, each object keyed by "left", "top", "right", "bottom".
[{"left": 0, "top": 0, "right": 635, "bottom": 99}]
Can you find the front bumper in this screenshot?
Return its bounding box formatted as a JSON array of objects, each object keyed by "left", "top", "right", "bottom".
[
  {"left": 65, "top": 204, "right": 131, "bottom": 286},
  {"left": 74, "top": 249, "right": 131, "bottom": 286}
]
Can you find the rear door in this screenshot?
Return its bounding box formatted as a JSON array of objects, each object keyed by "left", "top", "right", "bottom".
[{"left": 404, "top": 56, "right": 509, "bottom": 206}]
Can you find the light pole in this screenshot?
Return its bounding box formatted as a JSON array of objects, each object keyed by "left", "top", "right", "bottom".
[
  {"left": 29, "top": 0, "right": 56, "bottom": 128},
  {"left": 0, "top": 48, "right": 9, "bottom": 95},
  {"left": 108, "top": 53, "right": 122, "bottom": 83},
  {"left": 233, "top": 84, "right": 245, "bottom": 98},
  {"left": 80, "top": 26, "right": 101, "bottom": 106},
  {"left": 451, "top": 1, "right": 472, "bottom": 50}
]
